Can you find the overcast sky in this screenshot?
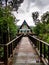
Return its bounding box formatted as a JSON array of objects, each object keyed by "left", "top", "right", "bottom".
[{"left": 12, "top": 0, "right": 49, "bottom": 26}]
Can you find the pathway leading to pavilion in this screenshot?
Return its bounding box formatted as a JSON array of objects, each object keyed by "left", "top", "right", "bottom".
[{"left": 12, "top": 37, "right": 42, "bottom": 65}]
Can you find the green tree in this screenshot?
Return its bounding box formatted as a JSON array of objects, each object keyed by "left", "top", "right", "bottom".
[
  {"left": 41, "top": 11, "right": 49, "bottom": 24},
  {"left": 32, "top": 11, "right": 39, "bottom": 25},
  {"left": 0, "top": 7, "right": 18, "bottom": 44},
  {"left": 45, "top": 24, "right": 49, "bottom": 33},
  {"left": 33, "top": 23, "right": 45, "bottom": 35},
  {"left": 0, "top": 7, "right": 18, "bottom": 58}
]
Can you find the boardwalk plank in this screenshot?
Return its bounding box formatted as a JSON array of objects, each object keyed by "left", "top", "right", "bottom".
[{"left": 12, "top": 37, "right": 43, "bottom": 65}]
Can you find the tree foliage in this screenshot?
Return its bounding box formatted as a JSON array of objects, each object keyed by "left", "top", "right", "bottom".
[
  {"left": 0, "top": 7, "right": 18, "bottom": 44},
  {"left": 33, "top": 11, "right": 49, "bottom": 43},
  {"left": 1, "top": 0, "right": 24, "bottom": 11},
  {"left": 0, "top": 7, "right": 18, "bottom": 58},
  {"left": 32, "top": 11, "right": 39, "bottom": 24},
  {"left": 41, "top": 11, "right": 49, "bottom": 24}
]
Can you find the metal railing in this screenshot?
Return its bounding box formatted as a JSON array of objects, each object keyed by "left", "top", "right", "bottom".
[
  {"left": 0, "top": 34, "right": 23, "bottom": 65},
  {"left": 28, "top": 34, "right": 49, "bottom": 65}
]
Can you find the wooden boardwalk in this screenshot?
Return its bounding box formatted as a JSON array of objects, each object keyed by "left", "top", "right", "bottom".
[{"left": 12, "top": 37, "right": 43, "bottom": 65}]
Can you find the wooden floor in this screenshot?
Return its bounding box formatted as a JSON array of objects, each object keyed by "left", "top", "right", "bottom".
[{"left": 12, "top": 37, "right": 42, "bottom": 65}]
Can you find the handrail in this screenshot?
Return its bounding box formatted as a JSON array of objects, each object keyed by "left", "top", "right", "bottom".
[
  {"left": 0, "top": 34, "right": 23, "bottom": 46},
  {"left": 0, "top": 34, "right": 23, "bottom": 65},
  {"left": 28, "top": 34, "right": 49, "bottom": 65},
  {"left": 6, "top": 34, "right": 23, "bottom": 46},
  {"left": 29, "top": 35, "right": 49, "bottom": 46}
]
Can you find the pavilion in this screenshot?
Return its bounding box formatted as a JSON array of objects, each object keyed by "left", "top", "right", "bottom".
[{"left": 18, "top": 20, "right": 32, "bottom": 35}]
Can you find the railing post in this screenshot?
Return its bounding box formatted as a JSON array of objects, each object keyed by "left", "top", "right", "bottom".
[
  {"left": 12, "top": 42, "right": 13, "bottom": 56},
  {"left": 9, "top": 43, "right": 13, "bottom": 58},
  {"left": 35, "top": 39, "right": 37, "bottom": 47},
  {"left": 48, "top": 46, "right": 49, "bottom": 65},
  {"left": 37, "top": 40, "right": 38, "bottom": 48},
  {"left": 44, "top": 44, "right": 46, "bottom": 58},
  {"left": 4, "top": 45, "right": 8, "bottom": 65},
  {"left": 38, "top": 41, "right": 40, "bottom": 50},
  {"left": 10, "top": 44, "right": 11, "bottom": 55},
  {"left": 8, "top": 45, "right": 10, "bottom": 57},
  {"left": 40, "top": 42, "right": 42, "bottom": 57},
  {"left": 33, "top": 39, "right": 37, "bottom": 47}
]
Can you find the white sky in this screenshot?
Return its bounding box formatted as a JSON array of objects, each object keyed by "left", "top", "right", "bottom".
[{"left": 12, "top": 0, "right": 49, "bottom": 26}]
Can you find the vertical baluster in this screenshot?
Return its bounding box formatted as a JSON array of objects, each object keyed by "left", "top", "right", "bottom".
[
  {"left": 35, "top": 39, "right": 37, "bottom": 47},
  {"left": 10, "top": 44, "right": 11, "bottom": 56},
  {"left": 40, "top": 42, "right": 42, "bottom": 57},
  {"left": 10, "top": 43, "right": 13, "bottom": 57},
  {"left": 37, "top": 40, "right": 39, "bottom": 50},
  {"left": 37, "top": 40, "right": 38, "bottom": 48},
  {"left": 44, "top": 44, "right": 46, "bottom": 58},
  {"left": 38, "top": 41, "right": 40, "bottom": 50},
  {"left": 33, "top": 38, "right": 35, "bottom": 47},
  {"left": 48, "top": 46, "right": 49, "bottom": 65},
  {"left": 9, "top": 44, "right": 11, "bottom": 57},
  {"left": 4, "top": 45, "right": 8, "bottom": 65},
  {"left": 12, "top": 42, "right": 13, "bottom": 56},
  {"left": 13, "top": 42, "right": 14, "bottom": 50},
  {"left": 8, "top": 45, "right": 10, "bottom": 57}
]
